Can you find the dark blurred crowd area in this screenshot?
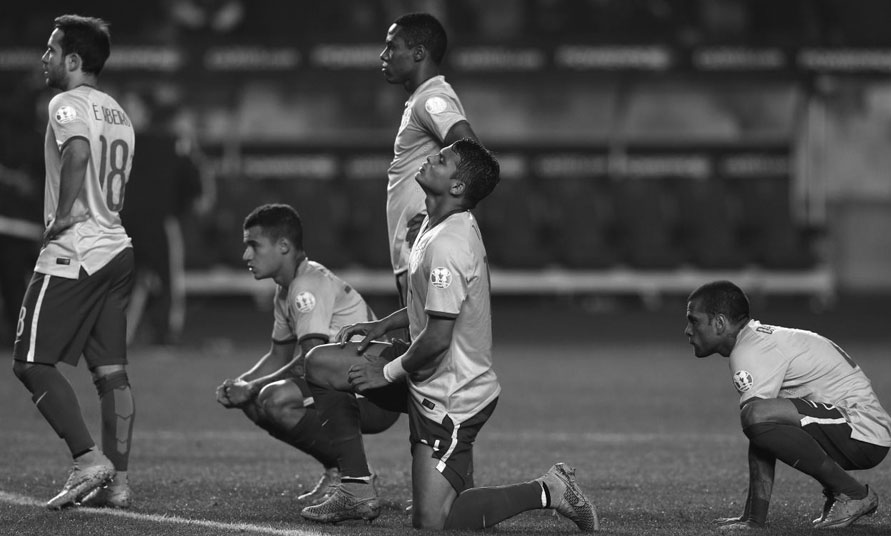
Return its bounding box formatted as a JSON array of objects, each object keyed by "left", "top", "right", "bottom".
[{"left": 3, "top": 0, "right": 891, "bottom": 342}]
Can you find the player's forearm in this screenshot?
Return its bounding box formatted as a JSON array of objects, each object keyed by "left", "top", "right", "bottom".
[
  {"left": 55, "top": 146, "right": 89, "bottom": 219},
  {"left": 400, "top": 317, "right": 453, "bottom": 374},
  {"left": 379, "top": 308, "right": 409, "bottom": 333},
  {"left": 743, "top": 444, "right": 776, "bottom": 525}
]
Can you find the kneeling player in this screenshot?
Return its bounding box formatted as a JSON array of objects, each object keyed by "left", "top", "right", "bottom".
[{"left": 215, "top": 204, "right": 400, "bottom": 507}]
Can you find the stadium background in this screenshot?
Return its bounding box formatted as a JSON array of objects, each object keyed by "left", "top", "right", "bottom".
[{"left": 2, "top": 2, "right": 891, "bottom": 535}]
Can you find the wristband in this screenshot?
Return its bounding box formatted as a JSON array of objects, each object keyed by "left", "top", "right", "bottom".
[{"left": 383, "top": 357, "right": 408, "bottom": 383}]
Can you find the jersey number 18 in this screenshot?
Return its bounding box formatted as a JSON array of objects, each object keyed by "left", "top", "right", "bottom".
[{"left": 98, "top": 135, "right": 129, "bottom": 211}]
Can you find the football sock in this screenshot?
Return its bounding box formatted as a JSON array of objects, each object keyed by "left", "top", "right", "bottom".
[
  {"left": 94, "top": 371, "right": 135, "bottom": 471},
  {"left": 13, "top": 362, "right": 95, "bottom": 457},
  {"left": 269, "top": 410, "right": 339, "bottom": 469},
  {"left": 443, "top": 482, "right": 543, "bottom": 529},
  {"left": 744, "top": 422, "right": 867, "bottom": 498},
  {"left": 308, "top": 382, "right": 372, "bottom": 479}
]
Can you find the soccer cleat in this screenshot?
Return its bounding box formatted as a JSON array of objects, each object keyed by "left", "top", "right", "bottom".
[
  {"left": 79, "top": 473, "right": 132, "bottom": 508},
  {"left": 813, "top": 488, "right": 835, "bottom": 525},
  {"left": 46, "top": 451, "right": 115, "bottom": 510},
  {"left": 714, "top": 516, "right": 764, "bottom": 530},
  {"left": 300, "top": 481, "right": 380, "bottom": 524},
  {"left": 815, "top": 486, "right": 878, "bottom": 529},
  {"left": 298, "top": 467, "right": 341, "bottom": 505},
  {"left": 540, "top": 462, "right": 599, "bottom": 532}
]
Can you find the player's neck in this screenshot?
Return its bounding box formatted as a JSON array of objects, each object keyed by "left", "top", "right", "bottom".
[
  {"left": 426, "top": 201, "right": 467, "bottom": 229},
  {"left": 64, "top": 73, "right": 97, "bottom": 92},
  {"left": 405, "top": 67, "right": 439, "bottom": 94},
  {"left": 274, "top": 254, "right": 306, "bottom": 287}
]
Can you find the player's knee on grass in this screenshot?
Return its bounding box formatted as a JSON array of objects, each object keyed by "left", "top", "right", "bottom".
[
  {"left": 257, "top": 380, "right": 306, "bottom": 427},
  {"left": 305, "top": 342, "right": 392, "bottom": 392}
]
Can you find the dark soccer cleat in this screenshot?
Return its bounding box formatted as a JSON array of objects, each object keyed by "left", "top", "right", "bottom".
[
  {"left": 540, "top": 462, "right": 599, "bottom": 532},
  {"left": 301, "top": 481, "right": 380, "bottom": 524},
  {"left": 812, "top": 488, "right": 835, "bottom": 525},
  {"left": 815, "top": 486, "right": 878, "bottom": 529},
  {"left": 46, "top": 452, "right": 115, "bottom": 510},
  {"left": 297, "top": 467, "right": 341, "bottom": 505}
]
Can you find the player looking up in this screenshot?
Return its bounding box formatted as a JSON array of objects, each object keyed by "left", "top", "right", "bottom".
[
  {"left": 301, "top": 139, "right": 599, "bottom": 531},
  {"left": 13, "top": 14, "right": 137, "bottom": 510},
  {"left": 685, "top": 280, "right": 891, "bottom": 529},
  {"left": 215, "top": 204, "right": 399, "bottom": 507}
]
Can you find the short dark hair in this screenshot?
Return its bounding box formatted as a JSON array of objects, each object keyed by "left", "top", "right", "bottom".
[
  {"left": 243, "top": 204, "right": 304, "bottom": 250},
  {"left": 688, "top": 280, "right": 750, "bottom": 323},
  {"left": 451, "top": 138, "right": 499, "bottom": 208},
  {"left": 53, "top": 14, "right": 111, "bottom": 75},
  {"left": 392, "top": 12, "right": 447, "bottom": 64}
]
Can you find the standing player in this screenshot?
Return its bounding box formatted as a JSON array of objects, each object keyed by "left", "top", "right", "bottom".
[
  {"left": 12, "top": 15, "right": 137, "bottom": 509},
  {"left": 381, "top": 12, "right": 479, "bottom": 306},
  {"left": 215, "top": 204, "right": 399, "bottom": 506},
  {"left": 302, "top": 139, "right": 598, "bottom": 531},
  {"left": 685, "top": 280, "right": 891, "bottom": 529}
]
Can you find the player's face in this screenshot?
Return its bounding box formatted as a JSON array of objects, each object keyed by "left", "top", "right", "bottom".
[
  {"left": 380, "top": 25, "right": 414, "bottom": 84},
  {"left": 415, "top": 145, "right": 461, "bottom": 194},
  {"left": 242, "top": 226, "right": 281, "bottom": 280},
  {"left": 42, "top": 29, "right": 68, "bottom": 90},
  {"left": 685, "top": 300, "right": 719, "bottom": 358}
]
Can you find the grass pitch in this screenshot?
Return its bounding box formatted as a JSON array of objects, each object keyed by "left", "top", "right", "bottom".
[{"left": 1, "top": 296, "right": 890, "bottom": 535}]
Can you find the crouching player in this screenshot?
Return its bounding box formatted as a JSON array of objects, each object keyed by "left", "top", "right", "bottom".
[
  {"left": 215, "top": 204, "right": 399, "bottom": 506},
  {"left": 686, "top": 280, "right": 891, "bottom": 529},
  {"left": 302, "top": 139, "right": 599, "bottom": 530}
]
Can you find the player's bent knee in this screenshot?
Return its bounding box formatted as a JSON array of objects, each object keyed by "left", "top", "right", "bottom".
[
  {"left": 257, "top": 380, "right": 305, "bottom": 421},
  {"left": 305, "top": 342, "right": 392, "bottom": 391},
  {"left": 740, "top": 398, "right": 799, "bottom": 429}
]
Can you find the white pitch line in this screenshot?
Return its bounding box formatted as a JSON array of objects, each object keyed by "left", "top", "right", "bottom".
[{"left": 0, "top": 491, "right": 325, "bottom": 536}]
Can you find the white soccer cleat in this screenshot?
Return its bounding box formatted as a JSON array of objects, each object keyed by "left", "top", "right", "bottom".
[
  {"left": 79, "top": 473, "right": 132, "bottom": 508},
  {"left": 46, "top": 452, "right": 115, "bottom": 510},
  {"left": 297, "top": 467, "right": 341, "bottom": 505},
  {"left": 540, "top": 462, "right": 599, "bottom": 532},
  {"left": 815, "top": 486, "right": 878, "bottom": 529}
]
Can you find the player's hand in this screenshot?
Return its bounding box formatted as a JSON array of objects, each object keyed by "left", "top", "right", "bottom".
[
  {"left": 347, "top": 353, "right": 390, "bottom": 393},
  {"left": 224, "top": 379, "right": 256, "bottom": 407},
  {"left": 43, "top": 211, "right": 91, "bottom": 246},
  {"left": 215, "top": 379, "right": 237, "bottom": 408},
  {"left": 335, "top": 320, "right": 385, "bottom": 351}
]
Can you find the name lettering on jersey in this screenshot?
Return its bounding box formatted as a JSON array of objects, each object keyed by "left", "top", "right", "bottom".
[
  {"left": 295, "top": 291, "right": 316, "bottom": 313},
  {"left": 755, "top": 325, "right": 776, "bottom": 335},
  {"left": 431, "top": 267, "right": 452, "bottom": 289},
  {"left": 91, "top": 104, "right": 131, "bottom": 127},
  {"left": 54, "top": 106, "right": 77, "bottom": 124},
  {"left": 732, "top": 370, "right": 754, "bottom": 393}
]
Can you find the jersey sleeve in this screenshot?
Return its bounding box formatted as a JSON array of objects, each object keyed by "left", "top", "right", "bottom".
[
  {"left": 422, "top": 232, "right": 469, "bottom": 318},
  {"left": 271, "top": 286, "right": 296, "bottom": 343},
  {"left": 291, "top": 275, "right": 336, "bottom": 343},
  {"left": 731, "top": 346, "right": 788, "bottom": 405},
  {"left": 412, "top": 92, "right": 466, "bottom": 143},
  {"left": 48, "top": 93, "right": 90, "bottom": 151}
]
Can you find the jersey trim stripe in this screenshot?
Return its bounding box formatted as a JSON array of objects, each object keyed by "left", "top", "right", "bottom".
[
  {"left": 801, "top": 416, "right": 848, "bottom": 427},
  {"left": 59, "top": 135, "right": 89, "bottom": 151},
  {"left": 26, "top": 275, "right": 52, "bottom": 362}
]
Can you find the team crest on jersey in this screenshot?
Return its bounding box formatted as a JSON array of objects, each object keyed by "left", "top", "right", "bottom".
[
  {"left": 431, "top": 267, "right": 452, "bottom": 289},
  {"left": 732, "top": 370, "right": 754, "bottom": 393},
  {"left": 295, "top": 291, "right": 316, "bottom": 313},
  {"left": 425, "top": 97, "right": 448, "bottom": 115},
  {"left": 54, "top": 105, "right": 77, "bottom": 124}
]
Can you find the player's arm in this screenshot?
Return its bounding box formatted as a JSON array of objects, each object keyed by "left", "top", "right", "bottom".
[
  {"left": 336, "top": 308, "right": 409, "bottom": 350},
  {"left": 238, "top": 340, "right": 296, "bottom": 382},
  {"left": 348, "top": 313, "right": 454, "bottom": 392},
  {"left": 443, "top": 121, "right": 478, "bottom": 146},
  {"left": 44, "top": 138, "right": 91, "bottom": 244},
  {"left": 244, "top": 336, "right": 326, "bottom": 394}
]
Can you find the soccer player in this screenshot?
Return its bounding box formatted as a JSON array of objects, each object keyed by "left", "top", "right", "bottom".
[
  {"left": 380, "top": 12, "right": 479, "bottom": 306},
  {"left": 12, "top": 15, "right": 137, "bottom": 509},
  {"left": 215, "top": 204, "right": 399, "bottom": 506},
  {"left": 301, "top": 139, "right": 599, "bottom": 531},
  {"left": 685, "top": 280, "right": 891, "bottom": 529}
]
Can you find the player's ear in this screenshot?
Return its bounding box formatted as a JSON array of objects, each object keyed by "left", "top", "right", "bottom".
[
  {"left": 450, "top": 180, "right": 466, "bottom": 197},
  {"left": 278, "top": 237, "right": 291, "bottom": 254},
  {"left": 413, "top": 44, "right": 426, "bottom": 62},
  {"left": 66, "top": 52, "right": 81, "bottom": 72},
  {"left": 714, "top": 313, "right": 727, "bottom": 333}
]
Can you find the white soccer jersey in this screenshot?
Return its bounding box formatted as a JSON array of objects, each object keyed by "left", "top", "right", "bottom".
[
  {"left": 387, "top": 75, "right": 467, "bottom": 275},
  {"left": 406, "top": 212, "right": 500, "bottom": 425},
  {"left": 271, "top": 259, "right": 374, "bottom": 344},
  {"left": 38, "top": 86, "right": 135, "bottom": 278},
  {"left": 730, "top": 319, "right": 891, "bottom": 447}
]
